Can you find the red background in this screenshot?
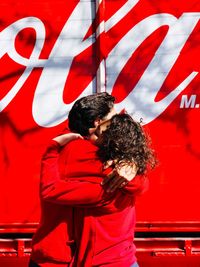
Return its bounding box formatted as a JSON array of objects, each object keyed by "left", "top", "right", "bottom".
[{"left": 0, "top": 0, "right": 200, "bottom": 225}]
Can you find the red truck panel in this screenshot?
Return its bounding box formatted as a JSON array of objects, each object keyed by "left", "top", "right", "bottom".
[{"left": 0, "top": 0, "right": 200, "bottom": 265}]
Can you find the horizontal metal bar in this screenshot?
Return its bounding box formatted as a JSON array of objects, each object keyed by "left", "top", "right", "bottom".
[
  {"left": 1, "top": 221, "right": 200, "bottom": 233},
  {"left": 136, "top": 221, "right": 200, "bottom": 232}
]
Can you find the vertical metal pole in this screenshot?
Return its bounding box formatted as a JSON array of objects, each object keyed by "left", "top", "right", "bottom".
[{"left": 95, "top": 0, "right": 106, "bottom": 92}]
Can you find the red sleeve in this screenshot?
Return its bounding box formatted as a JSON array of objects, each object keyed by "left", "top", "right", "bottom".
[
  {"left": 102, "top": 167, "right": 149, "bottom": 196},
  {"left": 121, "top": 175, "right": 149, "bottom": 195},
  {"left": 40, "top": 140, "right": 112, "bottom": 207}
]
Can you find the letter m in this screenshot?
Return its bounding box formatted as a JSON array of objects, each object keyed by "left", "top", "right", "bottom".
[{"left": 180, "top": 95, "right": 196, "bottom": 108}]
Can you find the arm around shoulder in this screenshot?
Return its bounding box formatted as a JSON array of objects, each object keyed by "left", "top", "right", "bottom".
[{"left": 40, "top": 139, "right": 113, "bottom": 207}]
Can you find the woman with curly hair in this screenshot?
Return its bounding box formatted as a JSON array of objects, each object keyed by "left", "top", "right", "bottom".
[
  {"left": 30, "top": 112, "right": 156, "bottom": 267},
  {"left": 73, "top": 113, "right": 156, "bottom": 267},
  {"left": 97, "top": 113, "right": 156, "bottom": 176}
]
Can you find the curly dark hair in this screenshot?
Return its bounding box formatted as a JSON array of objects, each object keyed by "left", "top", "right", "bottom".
[{"left": 97, "top": 113, "right": 157, "bottom": 175}]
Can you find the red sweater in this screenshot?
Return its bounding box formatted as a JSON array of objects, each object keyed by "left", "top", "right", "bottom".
[{"left": 30, "top": 139, "right": 147, "bottom": 267}]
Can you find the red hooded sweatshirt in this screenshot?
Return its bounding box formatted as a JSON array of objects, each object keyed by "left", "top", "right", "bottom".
[{"left": 30, "top": 139, "right": 148, "bottom": 267}]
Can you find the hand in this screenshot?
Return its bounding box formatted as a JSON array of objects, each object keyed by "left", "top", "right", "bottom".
[
  {"left": 53, "top": 133, "right": 83, "bottom": 146},
  {"left": 102, "top": 162, "right": 137, "bottom": 193},
  {"left": 115, "top": 162, "right": 137, "bottom": 182}
]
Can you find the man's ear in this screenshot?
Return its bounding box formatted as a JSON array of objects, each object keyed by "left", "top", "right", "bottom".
[{"left": 89, "top": 118, "right": 101, "bottom": 136}]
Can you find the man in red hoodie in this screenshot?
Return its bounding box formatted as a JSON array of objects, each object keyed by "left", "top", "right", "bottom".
[{"left": 29, "top": 93, "right": 144, "bottom": 267}]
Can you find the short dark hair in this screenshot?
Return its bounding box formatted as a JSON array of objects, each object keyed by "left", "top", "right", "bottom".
[{"left": 68, "top": 92, "right": 115, "bottom": 136}]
